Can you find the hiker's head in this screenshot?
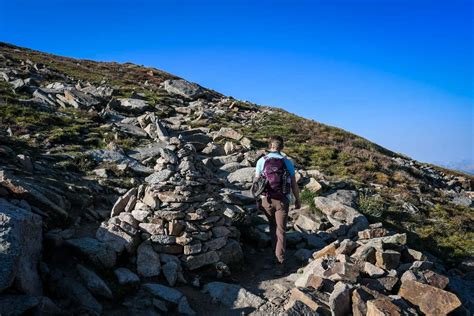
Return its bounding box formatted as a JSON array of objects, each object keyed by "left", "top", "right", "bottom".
[{"left": 268, "top": 136, "right": 284, "bottom": 152}]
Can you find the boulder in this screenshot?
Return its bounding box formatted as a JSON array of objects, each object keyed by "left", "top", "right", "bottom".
[
  {"left": 0, "top": 199, "right": 42, "bottom": 295},
  {"left": 203, "top": 281, "right": 265, "bottom": 310},
  {"left": 398, "top": 280, "right": 462, "bottom": 315},
  {"left": 314, "top": 196, "right": 368, "bottom": 236}
]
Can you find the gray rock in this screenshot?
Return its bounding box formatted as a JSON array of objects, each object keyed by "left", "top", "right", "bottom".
[
  {"left": 295, "top": 258, "right": 327, "bottom": 287},
  {"left": 96, "top": 222, "right": 139, "bottom": 253},
  {"left": 0, "top": 199, "right": 43, "bottom": 295},
  {"left": 294, "top": 213, "right": 324, "bottom": 233},
  {"left": 114, "top": 267, "right": 140, "bottom": 285},
  {"left": 327, "top": 190, "right": 358, "bottom": 208},
  {"left": 162, "top": 261, "right": 179, "bottom": 286},
  {"left": 137, "top": 242, "right": 161, "bottom": 277},
  {"left": 217, "top": 239, "right": 244, "bottom": 265},
  {"left": 162, "top": 79, "right": 204, "bottom": 99},
  {"left": 56, "top": 276, "right": 102, "bottom": 314},
  {"left": 314, "top": 196, "right": 368, "bottom": 237},
  {"left": 87, "top": 150, "right": 153, "bottom": 174},
  {"left": 0, "top": 295, "right": 40, "bottom": 315},
  {"left": 127, "top": 141, "right": 168, "bottom": 161},
  {"left": 65, "top": 237, "right": 117, "bottom": 268},
  {"left": 145, "top": 169, "right": 174, "bottom": 184},
  {"left": 143, "top": 283, "right": 183, "bottom": 303},
  {"left": 76, "top": 264, "right": 113, "bottom": 299},
  {"left": 184, "top": 251, "right": 219, "bottom": 270},
  {"left": 114, "top": 122, "right": 148, "bottom": 137},
  {"left": 111, "top": 188, "right": 137, "bottom": 216},
  {"left": 117, "top": 97, "right": 150, "bottom": 110},
  {"left": 178, "top": 297, "right": 196, "bottom": 315},
  {"left": 227, "top": 167, "right": 255, "bottom": 185},
  {"left": 203, "top": 281, "right": 265, "bottom": 309}
]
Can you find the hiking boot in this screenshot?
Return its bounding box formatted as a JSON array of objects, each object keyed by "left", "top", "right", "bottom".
[{"left": 274, "top": 262, "right": 285, "bottom": 276}]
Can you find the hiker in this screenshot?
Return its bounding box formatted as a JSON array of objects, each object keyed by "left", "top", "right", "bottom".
[{"left": 254, "top": 136, "right": 301, "bottom": 276}]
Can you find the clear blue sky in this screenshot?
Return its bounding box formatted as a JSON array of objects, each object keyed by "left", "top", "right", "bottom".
[{"left": 1, "top": 0, "right": 472, "bottom": 167}]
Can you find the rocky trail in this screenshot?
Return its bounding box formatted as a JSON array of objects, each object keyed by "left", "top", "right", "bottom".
[{"left": 0, "top": 42, "right": 473, "bottom": 315}]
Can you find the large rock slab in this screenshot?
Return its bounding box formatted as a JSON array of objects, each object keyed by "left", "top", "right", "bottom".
[
  {"left": 398, "top": 280, "right": 461, "bottom": 315},
  {"left": 162, "top": 79, "right": 204, "bottom": 99},
  {"left": 0, "top": 170, "right": 68, "bottom": 218},
  {"left": 0, "top": 198, "right": 42, "bottom": 295},
  {"left": 314, "top": 196, "right": 368, "bottom": 236},
  {"left": 65, "top": 237, "right": 116, "bottom": 268},
  {"left": 203, "top": 282, "right": 265, "bottom": 310}
]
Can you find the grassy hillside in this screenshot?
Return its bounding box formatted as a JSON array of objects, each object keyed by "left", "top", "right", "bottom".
[{"left": 0, "top": 42, "right": 472, "bottom": 264}]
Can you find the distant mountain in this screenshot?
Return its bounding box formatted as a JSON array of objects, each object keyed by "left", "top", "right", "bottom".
[{"left": 436, "top": 159, "right": 474, "bottom": 175}]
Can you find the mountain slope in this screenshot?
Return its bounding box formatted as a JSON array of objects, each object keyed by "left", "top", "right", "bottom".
[{"left": 2, "top": 42, "right": 471, "bottom": 262}]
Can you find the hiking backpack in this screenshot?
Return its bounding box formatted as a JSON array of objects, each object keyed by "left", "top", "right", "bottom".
[{"left": 262, "top": 156, "right": 291, "bottom": 200}]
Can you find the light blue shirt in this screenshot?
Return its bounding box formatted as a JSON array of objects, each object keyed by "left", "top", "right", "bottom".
[{"left": 255, "top": 152, "right": 296, "bottom": 177}]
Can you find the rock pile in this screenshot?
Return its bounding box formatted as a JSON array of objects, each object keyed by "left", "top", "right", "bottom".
[
  {"left": 94, "top": 136, "right": 243, "bottom": 283},
  {"left": 282, "top": 191, "right": 465, "bottom": 315}
]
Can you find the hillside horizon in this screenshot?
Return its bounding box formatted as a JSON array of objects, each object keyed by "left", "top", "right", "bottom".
[{"left": 2, "top": 41, "right": 470, "bottom": 176}]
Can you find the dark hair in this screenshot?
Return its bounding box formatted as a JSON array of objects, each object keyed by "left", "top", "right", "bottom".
[{"left": 268, "top": 136, "right": 284, "bottom": 151}]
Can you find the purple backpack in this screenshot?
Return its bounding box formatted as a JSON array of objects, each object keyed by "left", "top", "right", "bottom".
[{"left": 262, "top": 156, "right": 291, "bottom": 200}]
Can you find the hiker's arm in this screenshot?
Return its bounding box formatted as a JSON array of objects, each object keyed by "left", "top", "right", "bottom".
[{"left": 290, "top": 175, "right": 301, "bottom": 209}]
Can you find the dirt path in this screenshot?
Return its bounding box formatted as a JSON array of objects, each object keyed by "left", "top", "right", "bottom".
[{"left": 180, "top": 243, "right": 303, "bottom": 315}]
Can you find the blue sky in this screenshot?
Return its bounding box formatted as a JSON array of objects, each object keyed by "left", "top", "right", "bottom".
[{"left": 1, "top": 0, "right": 472, "bottom": 167}]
